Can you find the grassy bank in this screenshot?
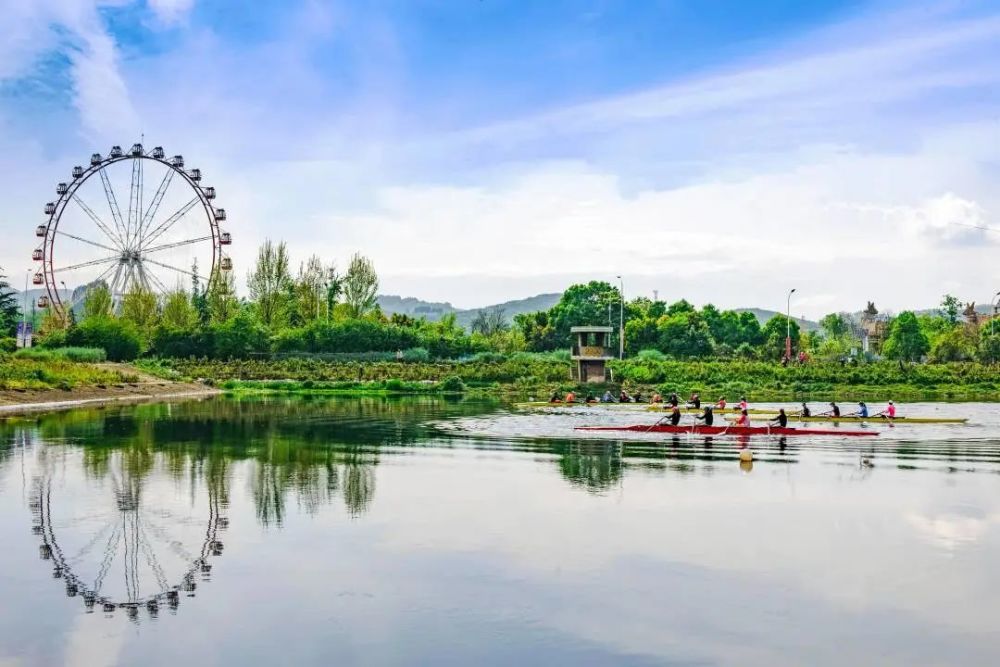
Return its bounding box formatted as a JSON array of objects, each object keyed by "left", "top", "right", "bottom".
[
  {"left": 0, "top": 354, "right": 125, "bottom": 391},
  {"left": 136, "top": 356, "right": 1000, "bottom": 401}
]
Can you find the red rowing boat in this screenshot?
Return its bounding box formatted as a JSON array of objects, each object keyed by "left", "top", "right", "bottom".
[{"left": 576, "top": 424, "right": 879, "bottom": 437}]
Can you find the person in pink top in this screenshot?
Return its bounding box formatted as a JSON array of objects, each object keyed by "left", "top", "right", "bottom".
[
  {"left": 885, "top": 401, "right": 896, "bottom": 419},
  {"left": 739, "top": 396, "right": 748, "bottom": 410}
]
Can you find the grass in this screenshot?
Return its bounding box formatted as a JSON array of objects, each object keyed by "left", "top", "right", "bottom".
[
  {"left": 13, "top": 347, "right": 107, "bottom": 363},
  {"left": 0, "top": 355, "right": 121, "bottom": 391}
]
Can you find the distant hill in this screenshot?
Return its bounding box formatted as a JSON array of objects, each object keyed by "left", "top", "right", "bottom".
[
  {"left": 735, "top": 308, "right": 820, "bottom": 332},
  {"left": 377, "top": 293, "right": 562, "bottom": 330}
]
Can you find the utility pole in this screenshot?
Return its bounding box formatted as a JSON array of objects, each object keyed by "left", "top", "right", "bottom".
[
  {"left": 786, "top": 288, "right": 797, "bottom": 360},
  {"left": 617, "top": 275, "right": 624, "bottom": 359},
  {"left": 20, "top": 269, "right": 30, "bottom": 348}
]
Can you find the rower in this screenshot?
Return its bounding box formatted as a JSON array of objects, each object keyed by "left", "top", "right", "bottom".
[
  {"left": 882, "top": 400, "right": 897, "bottom": 419},
  {"left": 694, "top": 405, "right": 714, "bottom": 426},
  {"left": 734, "top": 409, "right": 751, "bottom": 427},
  {"left": 585, "top": 393, "right": 597, "bottom": 404},
  {"left": 686, "top": 393, "right": 701, "bottom": 409},
  {"left": 668, "top": 393, "right": 680, "bottom": 407},
  {"left": 821, "top": 401, "right": 840, "bottom": 418},
  {"left": 650, "top": 392, "right": 663, "bottom": 404},
  {"left": 739, "top": 396, "right": 748, "bottom": 410},
  {"left": 565, "top": 391, "right": 577, "bottom": 404},
  {"left": 634, "top": 391, "right": 643, "bottom": 403},
  {"left": 798, "top": 402, "right": 811, "bottom": 417},
  {"left": 715, "top": 396, "right": 727, "bottom": 409},
  {"left": 619, "top": 389, "right": 631, "bottom": 403},
  {"left": 666, "top": 406, "right": 682, "bottom": 426},
  {"left": 769, "top": 409, "right": 788, "bottom": 428},
  {"left": 853, "top": 401, "right": 869, "bottom": 418},
  {"left": 602, "top": 390, "right": 615, "bottom": 403},
  {"left": 549, "top": 391, "right": 562, "bottom": 403}
]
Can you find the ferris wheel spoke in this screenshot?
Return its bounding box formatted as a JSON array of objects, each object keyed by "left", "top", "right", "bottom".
[
  {"left": 141, "top": 235, "right": 213, "bottom": 255},
  {"left": 53, "top": 255, "right": 121, "bottom": 274},
  {"left": 55, "top": 228, "right": 120, "bottom": 254},
  {"left": 142, "top": 266, "right": 170, "bottom": 294},
  {"left": 138, "top": 169, "right": 174, "bottom": 245},
  {"left": 141, "top": 256, "right": 200, "bottom": 279},
  {"left": 141, "top": 197, "right": 199, "bottom": 250},
  {"left": 138, "top": 519, "right": 170, "bottom": 592},
  {"left": 71, "top": 195, "right": 124, "bottom": 249},
  {"left": 98, "top": 168, "right": 128, "bottom": 245},
  {"left": 62, "top": 261, "right": 119, "bottom": 313},
  {"left": 125, "top": 157, "right": 143, "bottom": 250},
  {"left": 93, "top": 520, "right": 122, "bottom": 594}
]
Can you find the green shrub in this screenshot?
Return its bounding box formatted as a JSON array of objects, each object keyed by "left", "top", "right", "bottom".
[
  {"left": 67, "top": 319, "right": 141, "bottom": 361},
  {"left": 438, "top": 375, "right": 467, "bottom": 393},
  {"left": 0, "top": 337, "right": 16, "bottom": 353}
]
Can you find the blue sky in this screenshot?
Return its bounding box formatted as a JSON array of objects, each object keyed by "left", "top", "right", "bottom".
[{"left": 1, "top": 0, "right": 999, "bottom": 315}]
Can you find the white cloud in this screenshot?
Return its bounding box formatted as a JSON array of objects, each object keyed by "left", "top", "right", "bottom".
[{"left": 147, "top": 0, "right": 195, "bottom": 26}]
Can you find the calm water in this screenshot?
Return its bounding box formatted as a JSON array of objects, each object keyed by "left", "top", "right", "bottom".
[{"left": 1, "top": 396, "right": 999, "bottom": 666}]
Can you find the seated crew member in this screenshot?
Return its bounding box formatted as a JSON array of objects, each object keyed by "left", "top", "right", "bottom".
[
  {"left": 650, "top": 393, "right": 663, "bottom": 404},
  {"left": 881, "top": 400, "right": 897, "bottom": 419},
  {"left": 739, "top": 396, "right": 748, "bottom": 410},
  {"left": 565, "top": 391, "right": 577, "bottom": 404},
  {"left": 694, "top": 405, "right": 714, "bottom": 426},
  {"left": 769, "top": 408, "right": 788, "bottom": 428},
  {"left": 585, "top": 393, "right": 597, "bottom": 403},
  {"left": 687, "top": 393, "right": 701, "bottom": 409},
  {"left": 619, "top": 389, "right": 632, "bottom": 403},
  {"left": 668, "top": 393, "right": 680, "bottom": 407},
  {"left": 633, "top": 391, "right": 643, "bottom": 403},
  {"left": 854, "top": 401, "right": 869, "bottom": 418},
  {"left": 799, "top": 402, "right": 811, "bottom": 417},
  {"left": 822, "top": 401, "right": 841, "bottom": 417},
  {"left": 549, "top": 390, "right": 562, "bottom": 403},
  {"left": 602, "top": 390, "right": 615, "bottom": 403},
  {"left": 715, "top": 396, "right": 727, "bottom": 409},
  {"left": 734, "top": 409, "right": 751, "bottom": 427},
  {"left": 666, "top": 405, "right": 682, "bottom": 426}
]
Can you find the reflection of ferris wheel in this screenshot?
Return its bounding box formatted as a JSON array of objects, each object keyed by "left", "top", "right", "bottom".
[
  {"left": 32, "top": 143, "right": 233, "bottom": 315},
  {"left": 29, "top": 464, "right": 227, "bottom": 621}
]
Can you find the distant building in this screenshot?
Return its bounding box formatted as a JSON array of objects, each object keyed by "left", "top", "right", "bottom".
[
  {"left": 570, "top": 326, "right": 614, "bottom": 382},
  {"left": 860, "top": 302, "right": 888, "bottom": 355}
]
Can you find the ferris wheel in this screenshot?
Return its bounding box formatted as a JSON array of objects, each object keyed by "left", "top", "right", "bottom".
[{"left": 32, "top": 144, "right": 233, "bottom": 315}]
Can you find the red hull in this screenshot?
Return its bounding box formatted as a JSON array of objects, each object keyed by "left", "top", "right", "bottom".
[{"left": 576, "top": 424, "right": 878, "bottom": 437}]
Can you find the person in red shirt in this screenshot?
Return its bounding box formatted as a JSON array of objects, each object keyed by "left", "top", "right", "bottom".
[
  {"left": 716, "top": 396, "right": 727, "bottom": 409},
  {"left": 738, "top": 396, "right": 748, "bottom": 410},
  {"left": 734, "top": 409, "right": 751, "bottom": 427},
  {"left": 565, "top": 391, "right": 577, "bottom": 403},
  {"left": 878, "top": 400, "right": 897, "bottom": 419}
]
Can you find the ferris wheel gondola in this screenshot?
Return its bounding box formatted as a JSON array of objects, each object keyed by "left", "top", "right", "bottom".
[{"left": 32, "top": 144, "right": 233, "bottom": 315}]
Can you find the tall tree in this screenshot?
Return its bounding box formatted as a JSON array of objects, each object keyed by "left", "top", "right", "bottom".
[
  {"left": 819, "top": 313, "right": 849, "bottom": 339},
  {"left": 883, "top": 311, "right": 930, "bottom": 361},
  {"left": 471, "top": 305, "right": 509, "bottom": 336},
  {"left": 247, "top": 239, "right": 291, "bottom": 327},
  {"left": 296, "top": 255, "right": 327, "bottom": 323},
  {"left": 940, "top": 294, "right": 961, "bottom": 324},
  {"left": 0, "top": 268, "right": 20, "bottom": 336},
  {"left": 208, "top": 271, "right": 240, "bottom": 324},
  {"left": 82, "top": 283, "right": 113, "bottom": 321},
  {"left": 120, "top": 285, "right": 159, "bottom": 340},
  {"left": 343, "top": 253, "right": 379, "bottom": 318},
  {"left": 161, "top": 289, "right": 198, "bottom": 329}
]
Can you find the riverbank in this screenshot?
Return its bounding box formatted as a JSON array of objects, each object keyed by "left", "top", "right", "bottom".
[
  {"left": 0, "top": 361, "right": 220, "bottom": 416},
  {"left": 135, "top": 357, "right": 1000, "bottom": 402}
]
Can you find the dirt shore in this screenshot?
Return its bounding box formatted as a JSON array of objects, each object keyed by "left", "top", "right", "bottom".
[{"left": 0, "top": 363, "right": 221, "bottom": 415}]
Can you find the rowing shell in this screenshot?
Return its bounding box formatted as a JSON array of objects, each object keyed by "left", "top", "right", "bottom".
[
  {"left": 576, "top": 424, "right": 879, "bottom": 437},
  {"left": 514, "top": 402, "right": 771, "bottom": 414},
  {"left": 725, "top": 415, "right": 967, "bottom": 424}
]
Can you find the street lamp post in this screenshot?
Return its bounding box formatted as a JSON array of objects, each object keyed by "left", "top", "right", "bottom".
[
  {"left": 785, "top": 288, "right": 797, "bottom": 360},
  {"left": 20, "top": 269, "right": 31, "bottom": 348},
  {"left": 616, "top": 275, "right": 624, "bottom": 359}
]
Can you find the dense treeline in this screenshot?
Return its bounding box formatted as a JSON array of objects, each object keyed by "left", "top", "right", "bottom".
[{"left": 21, "top": 246, "right": 1000, "bottom": 367}]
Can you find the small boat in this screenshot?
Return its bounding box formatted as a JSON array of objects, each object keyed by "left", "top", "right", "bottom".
[
  {"left": 576, "top": 424, "right": 879, "bottom": 437},
  {"left": 513, "top": 401, "right": 648, "bottom": 409},
  {"left": 725, "top": 415, "right": 967, "bottom": 424}
]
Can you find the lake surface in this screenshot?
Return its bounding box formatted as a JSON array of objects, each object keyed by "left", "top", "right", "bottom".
[{"left": 1, "top": 396, "right": 999, "bottom": 666}]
